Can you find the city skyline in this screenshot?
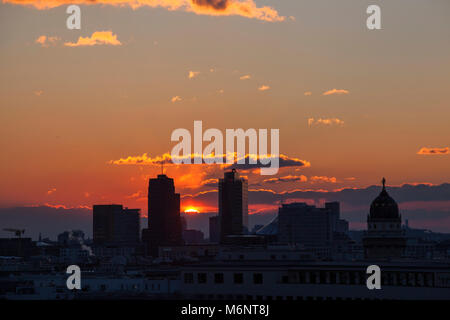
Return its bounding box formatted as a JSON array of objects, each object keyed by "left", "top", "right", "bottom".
[
  {"left": 1, "top": 171, "right": 450, "bottom": 240},
  {"left": 1, "top": 1, "right": 450, "bottom": 236}
]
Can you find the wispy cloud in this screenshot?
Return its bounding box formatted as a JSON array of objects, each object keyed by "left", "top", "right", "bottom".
[
  {"left": 171, "top": 96, "right": 182, "bottom": 103},
  {"left": 34, "top": 90, "right": 44, "bottom": 96},
  {"left": 47, "top": 188, "right": 56, "bottom": 195},
  {"left": 35, "top": 35, "right": 59, "bottom": 47},
  {"left": 304, "top": 91, "right": 312, "bottom": 96},
  {"left": 188, "top": 71, "right": 200, "bottom": 79},
  {"left": 5, "top": 0, "right": 285, "bottom": 22},
  {"left": 323, "top": 88, "right": 349, "bottom": 96},
  {"left": 308, "top": 118, "right": 344, "bottom": 127},
  {"left": 64, "top": 31, "right": 122, "bottom": 47},
  {"left": 417, "top": 147, "right": 449, "bottom": 155},
  {"left": 240, "top": 74, "right": 251, "bottom": 80},
  {"left": 263, "top": 175, "right": 308, "bottom": 184},
  {"left": 310, "top": 176, "right": 337, "bottom": 183},
  {"left": 258, "top": 85, "right": 270, "bottom": 91}
]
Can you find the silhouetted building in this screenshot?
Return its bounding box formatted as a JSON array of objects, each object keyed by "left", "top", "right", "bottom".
[
  {"left": 0, "top": 238, "right": 36, "bottom": 258},
  {"left": 93, "top": 205, "right": 140, "bottom": 246},
  {"left": 363, "top": 178, "right": 406, "bottom": 260},
  {"left": 209, "top": 216, "right": 220, "bottom": 243},
  {"left": 181, "top": 216, "right": 188, "bottom": 232},
  {"left": 278, "top": 203, "right": 333, "bottom": 247},
  {"left": 182, "top": 229, "right": 205, "bottom": 244},
  {"left": 144, "top": 174, "right": 182, "bottom": 256},
  {"left": 218, "top": 169, "right": 248, "bottom": 243}
]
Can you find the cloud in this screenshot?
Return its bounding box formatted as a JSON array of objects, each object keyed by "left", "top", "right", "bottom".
[
  {"left": 109, "top": 152, "right": 311, "bottom": 170},
  {"left": 310, "top": 176, "right": 337, "bottom": 183},
  {"left": 308, "top": 118, "right": 344, "bottom": 127},
  {"left": 228, "top": 154, "right": 311, "bottom": 170},
  {"left": 47, "top": 188, "right": 56, "bottom": 195},
  {"left": 33, "top": 90, "right": 44, "bottom": 96},
  {"left": 171, "top": 96, "right": 182, "bottom": 102},
  {"left": 240, "top": 74, "right": 251, "bottom": 80},
  {"left": 258, "top": 85, "right": 270, "bottom": 91},
  {"left": 5, "top": 0, "right": 285, "bottom": 22},
  {"left": 263, "top": 175, "right": 308, "bottom": 184},
  {"left": 323, "top": 88, "right": 349, "bottom": 96},
  {"left": 64, "top": 31, "right": 122, "bottom": 47},
  {"left": 417, "top": 147, "right": 449, "bottom": 155},
  {"left": 188, "top": 71, "right": 200, "bottom": 79},
  {"left": 201, "top": 178, "right": 219, "bottom": 187},
  {"left": 304, "top": 91, "right": 312, "bottom": 96},
  {"left": 35, "top": 35, "right": 59, "bottom": 47}
]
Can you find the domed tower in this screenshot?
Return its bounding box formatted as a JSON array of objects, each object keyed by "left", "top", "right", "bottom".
[{"left": 363, "top": 178, "right": 406, "bottom": 260}]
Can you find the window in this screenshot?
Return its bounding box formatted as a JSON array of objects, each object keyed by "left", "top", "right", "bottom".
[
  {"left": 198, "top": 273, "right": 207, "bottom": 284},
  {"left": 234, "top": 273, "right": 244, "bottom": 284},
  {"left": 253, "top": 273, "right": 263, "bottom": 284},
  {"left": 184, "top": 273, "right": 194, "bottom": 284},
  {"left": 214, "top": 273, "right": 224, "bottom": 284}
]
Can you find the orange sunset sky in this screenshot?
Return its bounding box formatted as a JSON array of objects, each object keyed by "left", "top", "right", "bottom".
[{"left": 0, "top": 1, "right": 449, "bottom": 230}]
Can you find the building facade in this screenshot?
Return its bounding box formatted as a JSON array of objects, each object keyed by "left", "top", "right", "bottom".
[
  {"left": 144, "top": 174, "right": 182, "bottom": 256},
  {"left": 93, "top": 205, "right": 140, "bottom": 246},
  {"left": 218, "top": 169, "right": 248, "bottom": 243},
  {"left": 363, "top": 178, "right": 406, "bottom": 260}
]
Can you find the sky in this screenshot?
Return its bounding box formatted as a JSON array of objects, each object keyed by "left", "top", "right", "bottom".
[{"left": 0, "top": 0, "right": 449, "bottom": 237}]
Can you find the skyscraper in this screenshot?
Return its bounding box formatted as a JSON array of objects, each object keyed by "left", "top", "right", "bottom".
[
  {"left": 93, "top": 204, "right": 140, "bottom": 245},
  {"left": 218, "top": 169, "right": 248, "bottom": 243},
  {"left": 145, "top": 174, "right": 182, "bottom": 256}
]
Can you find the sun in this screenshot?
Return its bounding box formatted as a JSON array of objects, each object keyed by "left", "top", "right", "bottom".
[{"left": 184, "top": 207, "right": 200, "bottom": 214}]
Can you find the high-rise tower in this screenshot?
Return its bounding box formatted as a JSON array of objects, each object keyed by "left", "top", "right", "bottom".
[
  {"left": 218, "top": 169, "right": 248, "bottom": 243},
  {"left": 144, "top": 174, "right": 182, "bottom": 256}
]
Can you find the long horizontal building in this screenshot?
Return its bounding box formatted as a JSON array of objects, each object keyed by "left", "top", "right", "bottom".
[{"left": 180, "top": 259, "right": 450, "bottom": 300}]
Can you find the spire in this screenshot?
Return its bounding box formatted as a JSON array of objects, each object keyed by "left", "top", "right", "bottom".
[{"left": 382, "top": 177, "right": 386, "bottom": 191}]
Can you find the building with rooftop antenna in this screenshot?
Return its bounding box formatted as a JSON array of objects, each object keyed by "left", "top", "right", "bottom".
[{"left": 363, "top": 178, "right": 406, "bottom": 260}]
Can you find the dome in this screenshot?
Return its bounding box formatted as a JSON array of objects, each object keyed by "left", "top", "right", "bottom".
[{"left": 369, "top": 178, "right": 400, "bottom": 220}]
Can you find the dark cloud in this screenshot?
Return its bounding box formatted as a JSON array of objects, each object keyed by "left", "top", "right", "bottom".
[
  {"left": 191, "top": 0, "right": 228, "bottom": 11},
  {"left": 229, "top": 154, "right": 310, "bottom": 170}
]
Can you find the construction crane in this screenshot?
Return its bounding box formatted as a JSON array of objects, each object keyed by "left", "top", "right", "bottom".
[{"left": 3, "top": 228, "right": 25, "bottom": 238}]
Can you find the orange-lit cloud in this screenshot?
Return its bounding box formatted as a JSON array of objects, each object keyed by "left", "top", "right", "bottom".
[
  {"left": 308, "top": 118, "right": 344, "bottom": 127},
  {"left": 47, "top": 188, "right": 56, "bottom": 195},
  {"left": 171, "top": 96, "right": 182, "bottom": 102},
  {"left": 35, "top": 35, "right": 59, "bottom": 47},
  {"left": 201, "top": 178, "right": 219, "bottom": 187},
  {"left": 188, "top": 71, "right": 200, "bottom": 79},
  {"left": 27, "top": 203, "right": 91, "bottom": 210},
  {"left": 5, "top": 0, "right": 285, "bottom": 22},
  {"left": 323, "top": 88, "right": 349, "bottom": 96},
  {"left": 240, "top": 74, "right": 251, "bottom": 80},
  {"left": 417, "top": 147, "right": 449, "bottom": 155},
  {"left": 33, "top": 90, "right": 44, "bottom": 96},
  {"left": 64, "top": 31, "right": 122, "bottom": 47},
  {"left": 310, "top": 176, "right": 337, "bottom": 183},
  {"left": 258, "top": 85, "right": 270, "bottom": 91},
  {"left": 248, "top": 203, "right": 278, "bottom": 215},
  {"left": 110, "top": 152, "right": 310, "bottom": 170},
  {"left": 304, "top": 91, "right": 312, "bottom": 96}
]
